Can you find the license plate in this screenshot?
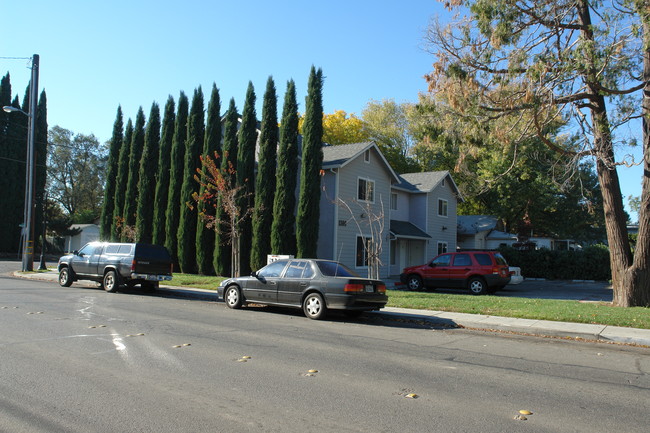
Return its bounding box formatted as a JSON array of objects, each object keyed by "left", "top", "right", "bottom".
[{"left": 365, "top": 285, "right": 374, "bottom": 292}]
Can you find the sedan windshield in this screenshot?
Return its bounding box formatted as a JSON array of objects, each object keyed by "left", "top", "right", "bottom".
[{"left": 316, "top": 261, "right": 360, "bottom": 278}]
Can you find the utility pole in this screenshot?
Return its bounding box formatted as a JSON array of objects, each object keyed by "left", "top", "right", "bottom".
[{"left": 23, "top": 54, "right": 39, "bottom": 271}]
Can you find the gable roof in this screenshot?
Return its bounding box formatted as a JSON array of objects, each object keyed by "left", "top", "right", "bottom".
[
  {"left": 390, "top": 220, "right": 431, "bottom": 240},
  {"left": 322, "top": 142, "right": 400, "bottom": 183},
  {"left": 457, "top": 215, "right": 498, "bottom": 235},
  {"left": 394, "top": 171, "right": 463, "bottom": 200}
]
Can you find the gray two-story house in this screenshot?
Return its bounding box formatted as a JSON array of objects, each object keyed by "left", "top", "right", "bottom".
[{"left": 314, "top": 142, "right": 461, "bottom": 278}]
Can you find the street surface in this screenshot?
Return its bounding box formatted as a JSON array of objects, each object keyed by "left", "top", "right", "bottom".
[{"left": 1, "top": 261, "right": 648, "bottom": 432}]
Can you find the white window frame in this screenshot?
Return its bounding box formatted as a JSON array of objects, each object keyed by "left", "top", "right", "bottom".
[
  {"left": 437, "top": 241, "right": 448, "bottom": 255},
  {"left": 356, "top": 235, "right": 370, "bottom": 268},
  {"left": 357, "top": 177, "right": 375, "bottom": 203},
  {"left": 438, "top": 198, "right": 448, "bottom": 217},
  {"left": 390, "top": 192, "right": 398, "bottom": 210}
]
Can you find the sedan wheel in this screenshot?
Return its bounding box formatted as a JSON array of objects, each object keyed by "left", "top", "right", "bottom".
[
  {"left": 225, "top": 285, "right": 243, "bottom": 309},
  {"left": 303, "top": 292, "right": 326, "bottom": 320},
  {"left": 468, "top": 277, "right": 487, "bottom": 295}
]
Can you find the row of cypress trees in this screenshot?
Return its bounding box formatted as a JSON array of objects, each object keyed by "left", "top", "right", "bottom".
[
  {"left": 99, "top": 67, "right": 324, "bottom": 276},
  {"left": 0, "top": 72, "right": 48, "bottom": 253}
]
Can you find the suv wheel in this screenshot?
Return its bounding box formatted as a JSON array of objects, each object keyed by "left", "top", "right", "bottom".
[
  {"left": 406, "top": 275, "right": 423, "bottom": 291},
  {"left": 468, "top": 277, "right": 487, "bottom": 295}
]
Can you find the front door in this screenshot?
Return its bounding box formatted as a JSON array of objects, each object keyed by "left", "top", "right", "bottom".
[{"left": 243, "top": 260, "right": 287, "bottom": 303}]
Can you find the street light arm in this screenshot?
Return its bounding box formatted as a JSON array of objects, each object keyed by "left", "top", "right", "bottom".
[{"left": 2, "top": 105, "right": 30, "bottom": 116}]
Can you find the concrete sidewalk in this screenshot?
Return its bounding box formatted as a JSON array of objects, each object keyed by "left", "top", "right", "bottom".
[{"left": 14, "top": 269, "right": 650, "bottom": 347}]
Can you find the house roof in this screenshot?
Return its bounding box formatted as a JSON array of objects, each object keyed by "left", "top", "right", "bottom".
[
  {"left": 390, "top": 220, "right": 431, "bottom": 240},
  {"left": 394, "top": 171, "right": 463, "bottom": 200},
  {"left": 322, "top": 142, "right": 400, "bottom": 183},
  {"left": 457, "top": 215, "right": 498, "bottom": 235}
]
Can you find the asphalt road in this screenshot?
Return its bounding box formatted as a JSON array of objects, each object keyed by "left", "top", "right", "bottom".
[{"left": 1, "top": 264, "right": 648, "bottom": 432}]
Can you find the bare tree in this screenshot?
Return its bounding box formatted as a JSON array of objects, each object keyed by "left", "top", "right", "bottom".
[{"left": 192, "top": 152, "right": 254, "bottom": 277}]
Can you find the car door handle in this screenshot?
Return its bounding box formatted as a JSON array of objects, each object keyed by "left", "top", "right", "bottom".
[
  {"left": 300, "top": 282, "right": 307, "bottom": 287},
  {"left": 269, "top": 281, "right": 276, "bottom": 286}
]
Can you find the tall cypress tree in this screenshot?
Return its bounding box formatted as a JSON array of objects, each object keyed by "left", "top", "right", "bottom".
[
  {"left": 296, "top": 66, "right": 324, "bottom": 258},
  {"left": 214, "top": 98, "right": 238, "bottom": 276},
  {"left": 0, "top": 73, "right": 16, "bottom": 252},
  {"left": 100, "top": 106, "right": 123, "bottom": 240},
  {"left": 112, "top": 118, "right": 133, "bottom": 240},
  {"left": 196, "top": 84, "right": 221, "bottom": 275},
  {"left": 271, "top": 80, "right": 299, "bottom": 255},
  {"left": 165, "top": 92, "right": 188, "bottom": 266},
  {"left": 123, "top": 107, "right": 146, "bottom": 238},
  {"left": 237, "top": 82, "right": 257, "bottom": 276},
  {"left": 152, "top": 96, "right": 175, "bottom": 247},
  {"left": 177, "top": 87, "right": 204, "bottom": 274},
  {"left": 33, "top": 90, "right": 48, "bottom": 251},
  {"left": 135, "top": 102, "right": 161, "bottom": 244},
  {"left": 9, "top": 93, "right": 27, "bottom": 252},
  {"left": 250, "top": 77, "right": 278, "bottom": 270}
]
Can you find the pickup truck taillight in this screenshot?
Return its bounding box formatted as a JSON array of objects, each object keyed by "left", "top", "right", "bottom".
[{"left": 131, "top": 259, "right": 137, "bottom": 272}]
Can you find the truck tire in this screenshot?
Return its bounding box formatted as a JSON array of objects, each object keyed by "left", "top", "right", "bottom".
[
  {"left": 59, "top": 267, "right": 73, "bottom": 287},
  {"left": 103, "top": 270, "right": 120, "bottom": 293}
]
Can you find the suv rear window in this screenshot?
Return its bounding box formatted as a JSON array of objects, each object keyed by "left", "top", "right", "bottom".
[
  {"left": 474, "top": 253, "right": 492, "bottom": 266},
  {"left": 494, "top": 253, "right": 508, "bottom": 266}
]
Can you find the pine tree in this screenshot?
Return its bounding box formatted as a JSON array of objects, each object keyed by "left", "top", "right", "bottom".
[
  {"left": 135, "top": 102, "right": 161, "bottom": 244},
  {"left": 100, "top": 106, "right": 123, "bottom": 240},
  {"left": 195, "top": 84, "right": 221, "bottom": 275},
  {"left": 0, "top": 73, "right": 16, "bottom": 252},
  {"left": 165, "top": 92, "right": 188, "bottom": 266},
  {"left": 250, "top": 77, "right": 278, "bottom": 270},
  {"left": 296, "top": 67, "right": 324, "bottom": 258},
  {"left": 271, "top": 80, "right": 299, "bottom": 255},
  {"left": 152, "top": 96, "right": 175, "bottom": 247},
  {"left": 214, "top": 98, "right": 238, "bottom": 276},
  {"left": 236, "top": 82, "right": 257, "bottom": 276},
  {"left": 9, "top": 93, "right": 27, "bottom": 252},
  {"left": 177, "top": 87, "right": 205, "bottom": 274},
  {"left": 112, "top": 118, "right": 133, "bottom": 240},
  {"left": 123, "top": 107, "right": 146, "bottom": 238}
]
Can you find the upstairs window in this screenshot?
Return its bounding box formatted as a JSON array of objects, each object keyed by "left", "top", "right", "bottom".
[
  {"left": 390, "top": 193, "right": 398, "bottom": 210},
  {"left": 358, "top": 178, "right": 375, "bottom": 202},
  {"left": 438, "top": 198, "right": 448, "bottom": 217}
]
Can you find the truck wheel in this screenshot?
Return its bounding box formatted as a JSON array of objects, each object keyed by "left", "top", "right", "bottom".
[
  {"left": 59, "top": 267, "right": 73, "bottom": 287},
  {"left": 103, "top": 270, "right": 120, "bottom": 293}
]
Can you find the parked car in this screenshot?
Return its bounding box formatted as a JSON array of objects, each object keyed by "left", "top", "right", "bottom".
[
  {"left": 399, "top": 250, "right": 511, "bottom": 295},
  {"left": 57, "top": 242, "right": 173, "bottom": 292},
  {"left": 217, "top": 259, "right": 388, "bottom": 320}
]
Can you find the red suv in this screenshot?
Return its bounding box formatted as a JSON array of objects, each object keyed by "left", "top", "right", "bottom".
[{"left": 399, "top": 251, "right": 511, "bottom": 295}]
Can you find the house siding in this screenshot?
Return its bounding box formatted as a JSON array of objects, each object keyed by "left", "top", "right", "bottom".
[
  {"left": 425, "top": 178, "right": 457, "bottom": 259},
  {"left": 330, "top": 147, "right": 392, "bottom": 278}
]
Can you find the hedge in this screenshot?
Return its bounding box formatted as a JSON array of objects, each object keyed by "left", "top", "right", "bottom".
[{"left": 498, "top": 245, "right": 611, "bottom": 281}]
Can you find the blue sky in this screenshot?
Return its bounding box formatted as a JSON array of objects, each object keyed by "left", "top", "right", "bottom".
[{"left": 1, "top": 0, "right": 642, "bottom": 221}]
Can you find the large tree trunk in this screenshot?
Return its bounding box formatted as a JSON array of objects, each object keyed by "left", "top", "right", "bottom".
[{"left": 620, "top": 12, "right": 650, "bottom": 307}]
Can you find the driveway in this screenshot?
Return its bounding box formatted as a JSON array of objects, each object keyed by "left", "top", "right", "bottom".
[{"left": 390, "top": 277, "right": 613, "bottom": 302}]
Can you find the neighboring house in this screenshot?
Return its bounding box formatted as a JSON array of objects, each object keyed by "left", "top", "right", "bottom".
[
  {"left": 457, "top": 215, "right": 581, "bottom": 251},
  {"left": 63, "top": 224, "right": 100, "bottom": 253},
  {"left": 315, "top": 142, "right": 461, "bottom": 278}
]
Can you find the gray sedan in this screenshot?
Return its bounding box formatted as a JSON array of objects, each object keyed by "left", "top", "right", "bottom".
[{"left": 217, "top": 259, "right": 388, "bottom": 320}]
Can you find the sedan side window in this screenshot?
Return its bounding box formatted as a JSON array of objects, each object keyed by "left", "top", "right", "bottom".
[{"left": 258, "top": 260, "right": 288, "bottom": 278}]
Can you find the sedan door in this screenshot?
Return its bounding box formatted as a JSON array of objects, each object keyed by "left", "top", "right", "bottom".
[
  {"left": 276, "top": 260, "right": 315, "bottom": 305},
  {"left": 243, "top": 260, "right": 287, "bottom": 303}
]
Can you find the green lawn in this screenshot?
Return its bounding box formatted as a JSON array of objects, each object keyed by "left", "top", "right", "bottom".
[
  {"left": 386, "top": 290, "right": 650, "bottom": 329},
  {"left": 163, "top": 273, "right": 650, "bottom": 329}
]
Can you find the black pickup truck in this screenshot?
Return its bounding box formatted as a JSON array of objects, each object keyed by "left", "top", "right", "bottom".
[{"left": 57, "top": 242, "right": 173, "bottom": 292}]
